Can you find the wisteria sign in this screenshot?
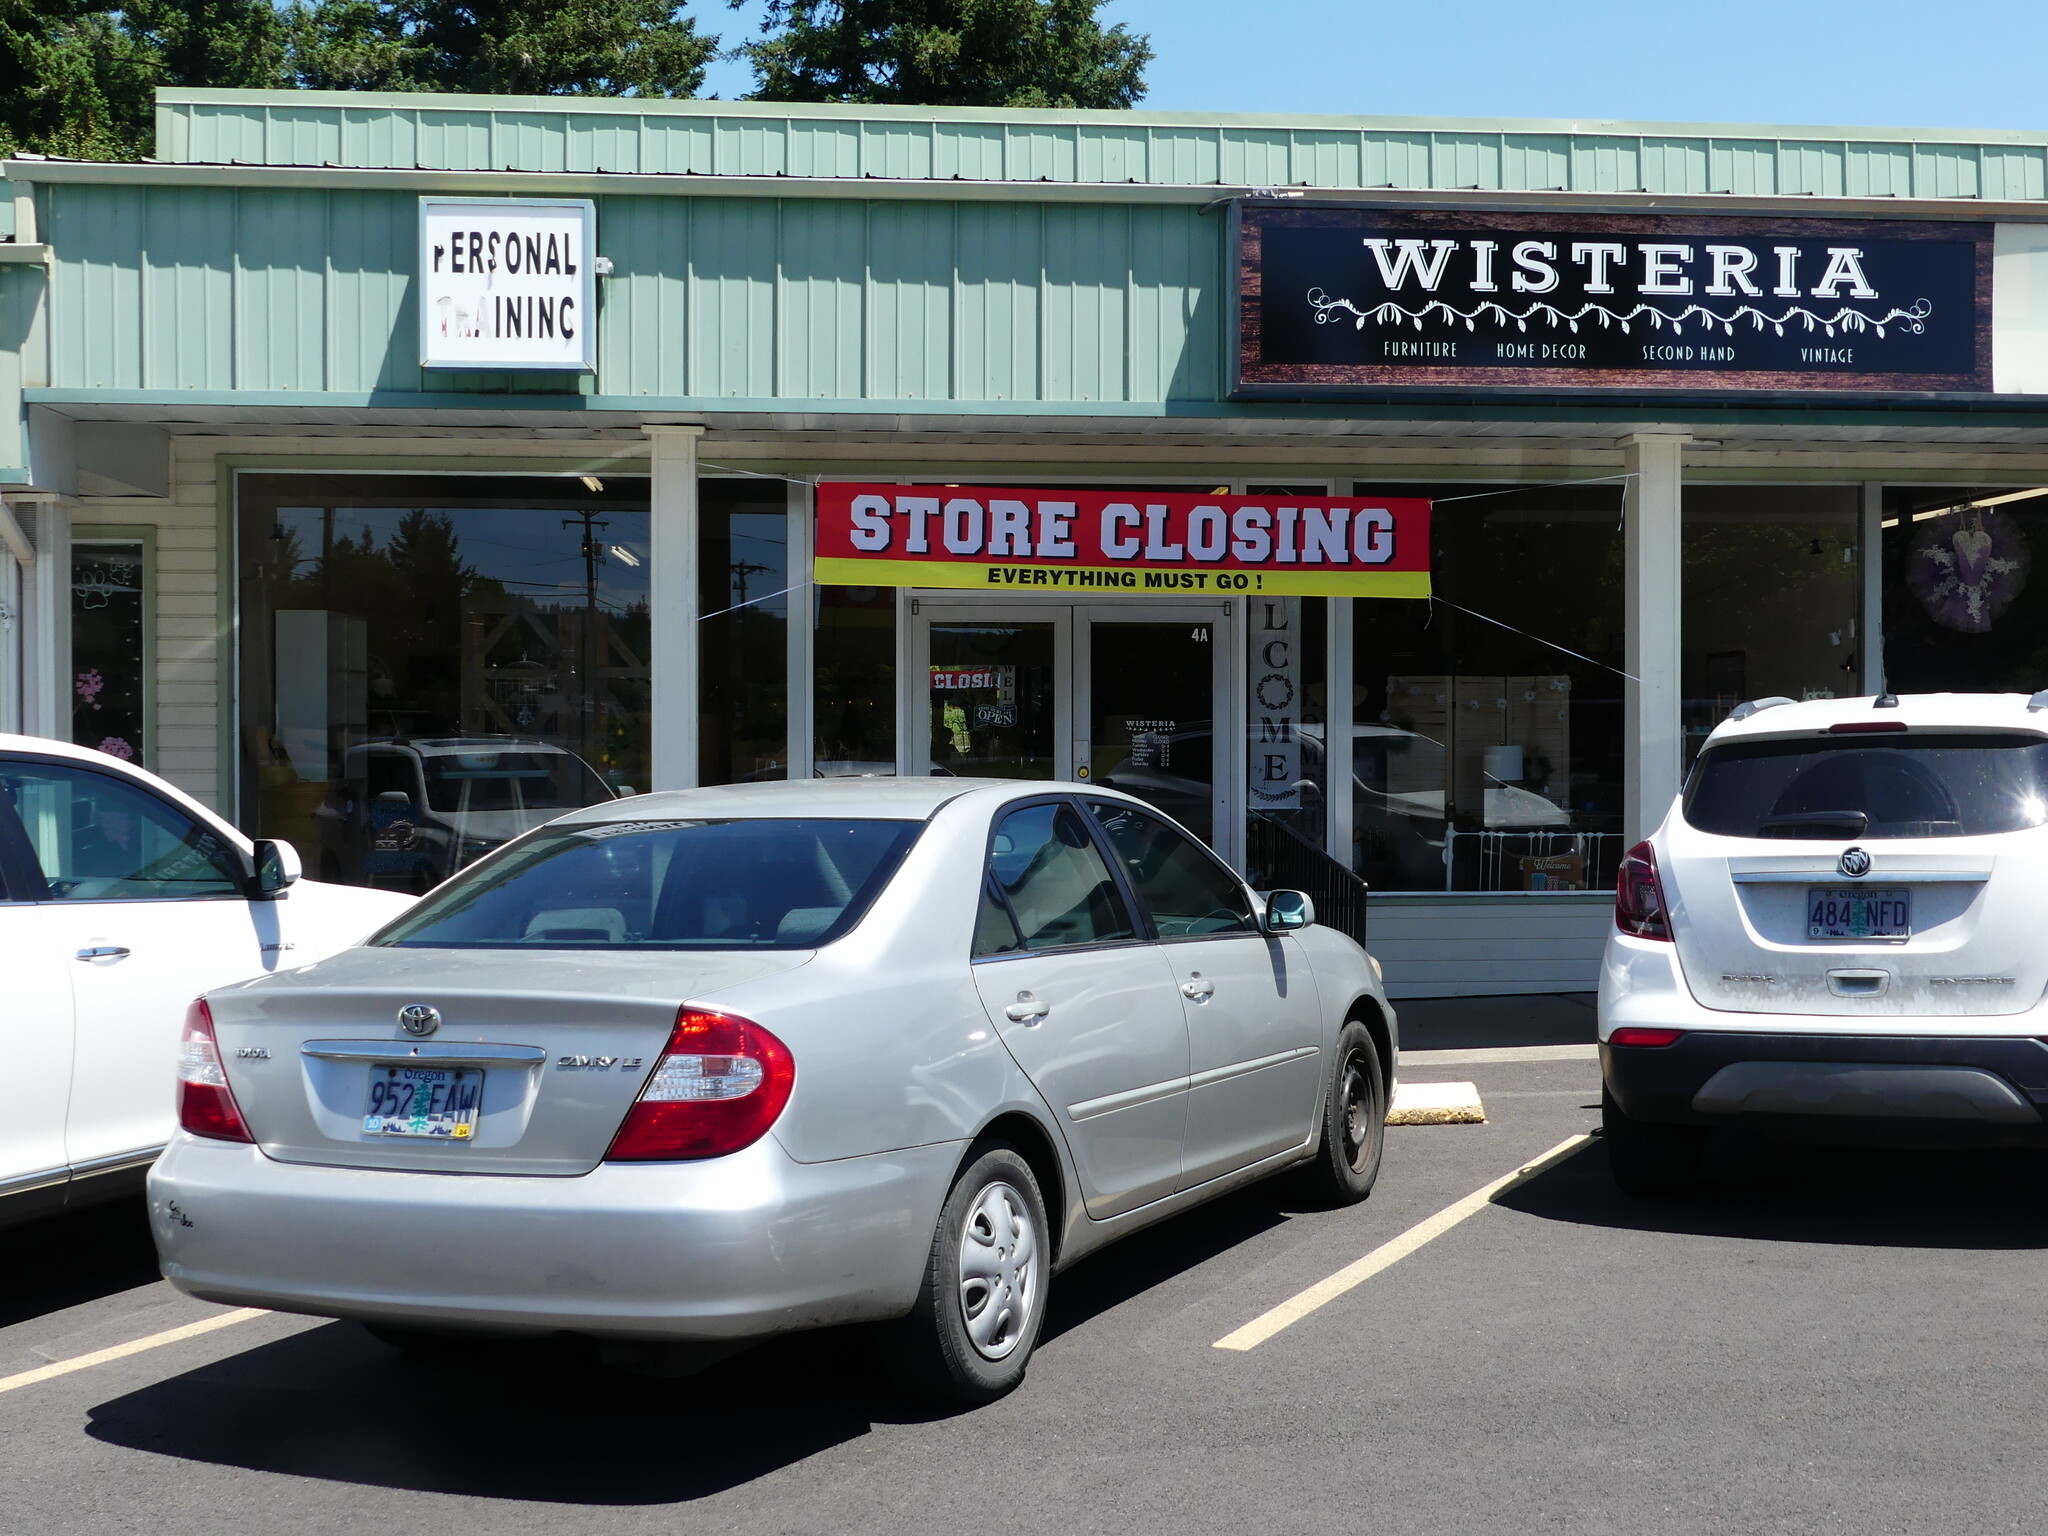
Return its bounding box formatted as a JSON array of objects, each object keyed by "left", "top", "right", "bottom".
[{"left": 1232, "top": 205, "right": 1991, "bottom": 395}]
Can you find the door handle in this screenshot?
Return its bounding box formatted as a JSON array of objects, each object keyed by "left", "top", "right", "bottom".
[
  {"left": 1005, "top": 994, "right": 1051, "bottom": 1024},
  {"left": 1181, "top": 975, "right": 1215, "bottom": 1001},
  {"left": 75, "top": 945, "right": 131, "bottom": 962}
]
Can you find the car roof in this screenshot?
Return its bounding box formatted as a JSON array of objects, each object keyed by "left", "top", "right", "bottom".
[
  {"left": 549, "top": 776, "right": 1128, "bottom": 825},
  {"left": 1704, "top": 692, "right": 2048, "bottom": 747},
  {"left": 359, "top": 737, "right": 572, "bottom": 757}
]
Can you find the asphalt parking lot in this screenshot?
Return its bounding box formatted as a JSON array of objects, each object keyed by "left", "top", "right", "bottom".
[{"left": 8, "top": 992, "right": 2048, "bottom": 1534}]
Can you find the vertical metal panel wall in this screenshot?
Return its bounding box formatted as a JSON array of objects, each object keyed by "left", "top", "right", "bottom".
[{"left": 39, "top": 186, "right": 1228, "bottom": 404}]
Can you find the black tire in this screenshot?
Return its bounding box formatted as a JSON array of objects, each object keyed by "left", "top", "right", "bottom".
[
  {"left": 1294, "top": 1021, "right": 1387, "bottom": 1207},
  {"left": 884, "top": 1142, "right": 1050, "bottom": 1404},
  {"left": 1603, "top": 1087, "right": 1706, "bottom": 1198}
]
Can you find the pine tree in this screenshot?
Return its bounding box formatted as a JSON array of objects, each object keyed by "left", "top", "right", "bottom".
[
  {"left": 739, "top": 0, "right": 1150, "bottom": 109},
  {"left": 288, "top": 0, "right": 720, "bottom": 98}
]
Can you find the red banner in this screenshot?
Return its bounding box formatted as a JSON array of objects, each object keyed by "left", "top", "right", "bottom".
[{"left": 814, "top": 483, "right": 1431, "bottom": 598}]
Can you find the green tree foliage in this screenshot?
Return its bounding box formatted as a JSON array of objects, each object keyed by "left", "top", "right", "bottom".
[
  {"left": 288, "top": 0, "right": 719, "bottom": 98},
  {"left": 738, "top": 0, "right": 1150, "bottom": 109},
  {"left": 1, "top": 0, "right": 720, "bottom": 161},
  {"left": 0, "top": 1, "right": 282, "bottom": 160}
]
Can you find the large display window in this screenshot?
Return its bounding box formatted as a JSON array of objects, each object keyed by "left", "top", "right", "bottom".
[
  {"left": 236, "top": 473, "right": 650, "bottom": 890},
  {"left": 1350, "top": 481, "right": 1625, "bottom": 894},
  {"left": 1682, "top": 486, "right": 1862, "bottom": 763},
  {"left": 1881, "top": 485, "right": 2048, "bottom": 694}
]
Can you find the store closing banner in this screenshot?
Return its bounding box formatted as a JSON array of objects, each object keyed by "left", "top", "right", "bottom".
[{"left": 814, "top": 484, "right": 1432, "bottom": 597}]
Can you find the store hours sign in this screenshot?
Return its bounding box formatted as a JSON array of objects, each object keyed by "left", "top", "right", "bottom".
[
  {"left": 419, "top": 198, "right": 597, "bottom": 371},
  {"left": 1233, "top": 205, "right": 1991, "bottom": 394}
]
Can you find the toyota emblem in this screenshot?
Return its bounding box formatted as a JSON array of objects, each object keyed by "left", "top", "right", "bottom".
[
  {"left": 1838, "top": 847, "right": 1872, "bottom": 879},
  {"left": 398, "top": 1004, "right": 441, "bottom": 1037}
]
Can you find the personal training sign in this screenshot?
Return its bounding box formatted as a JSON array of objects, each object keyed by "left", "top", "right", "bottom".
[
  {"left": 419, "top": 197, "right": 597, "bottom": 372},
  {"left": 814, "top": 484, "right": 1431, "bottom": 598}
]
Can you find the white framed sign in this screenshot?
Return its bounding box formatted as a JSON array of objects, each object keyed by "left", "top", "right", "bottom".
[{"left": 419, "top": 197, "right": 597, "bottom": 372}]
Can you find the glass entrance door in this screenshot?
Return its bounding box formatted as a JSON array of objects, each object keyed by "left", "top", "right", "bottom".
[{"left": 913, "top": 600, "right": 1231, "bottom": 853}]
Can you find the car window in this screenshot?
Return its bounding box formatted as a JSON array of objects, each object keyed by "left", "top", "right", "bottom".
[
  {"left": 1686, "top": 733, "right": 2048, "bottom": 840},
  {"left": 979, "top": 802, "right": 1134, "bottom": 955},
  {"left": 421, "top": 749, "right": 608, "bottom": 813},
  {"left": 374, "top": 818, "right": 920, "bottom": 949},
  {"left": 0, "top": 760, "right": 246, "bottom": 901},
  {"left": 1088, "top": 801, "right": 1256, "bottom": 938}
]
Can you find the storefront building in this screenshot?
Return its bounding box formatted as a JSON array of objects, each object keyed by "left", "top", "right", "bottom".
[{"left": 7, "top": 90, "right": 2048, "bottom": 996}]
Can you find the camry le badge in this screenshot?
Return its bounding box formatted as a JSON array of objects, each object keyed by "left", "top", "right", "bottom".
[
  {"left": 398, "top": 1004, "right": 441, "bottom": 1037},
  {"left": 1838, "top": 847, "right": 1872, "bottom": 878}
]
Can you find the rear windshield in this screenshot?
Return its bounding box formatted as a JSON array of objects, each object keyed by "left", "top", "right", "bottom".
[
  {"left": 420, "top": 751, "right": 608, "bottom": 814},
  {"left": 1685, "top": 732, "right": 2048, "bottom": 840},
  {"left": 372, "top": 818, "right": 922, "bottom": 949}
]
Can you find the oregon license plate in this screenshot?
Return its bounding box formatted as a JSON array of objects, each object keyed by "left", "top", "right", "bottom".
[
  {"left": 363, "top": 1066, "right": 483, "bottom": 1139},
  {"left": 1807, "top": 888, "right": 1911, "bottom": 940}
]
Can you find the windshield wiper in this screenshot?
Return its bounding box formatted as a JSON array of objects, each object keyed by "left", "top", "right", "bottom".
[{"left": 1758, "top": 809, "right": 1869, "bottom": 838}]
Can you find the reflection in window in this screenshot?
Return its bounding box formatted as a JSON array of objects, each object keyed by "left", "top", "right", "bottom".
[
  {"left": 815, "top": 582, "right": 895, "bottom": 776},
  {"left": 1683, "top": 487, "right": 1860, "bottom": 765},
  {"left": 4, "top": 761, "right": 244, "bottom": 900},
  {"left": 1882, "top": 485, "right": 2048, "bottom": 694},
  {"left": 700, "top": 480, "right": 788, "bottom": 785},
  {"left": 71, "top": 539, "right": 148, "bottom": 766},
  {"left": 237, "top": 474, "right": 648, "bottom": 890},
  {"left": 1351, "top": 482, "right": 1625, "bottom": 893}
]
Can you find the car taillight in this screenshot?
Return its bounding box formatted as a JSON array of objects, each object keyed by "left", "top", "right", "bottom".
[
  {"left": 177, "top": 999, "right": 253, "bottom": 1142},
  {"left": 1615, "top": 840, "right": 1673, "bottom": 941},
  {"left": 1609, "top": 1026, "right": 1686, "bottom": 1047},
  {"left": 605, "top": 1008, "right": 795, "bottom": 1161}
]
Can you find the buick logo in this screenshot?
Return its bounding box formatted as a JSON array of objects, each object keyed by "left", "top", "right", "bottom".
[
  {"left": 1838, "top": 847, "right": 1872, "bottom": 879},
  {"left": 398, "top": 1004, "right": 441, "bottom": 1037}
]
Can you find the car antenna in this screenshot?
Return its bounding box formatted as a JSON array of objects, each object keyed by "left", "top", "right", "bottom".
[{"left": 1873, "top": 692, "right": 1900, "bottom": 709}]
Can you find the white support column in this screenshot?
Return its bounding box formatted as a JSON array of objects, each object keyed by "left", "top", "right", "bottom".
[
  {"left": 0, "top": 496, "right": 32, "bottom": 736},
  {"left": 1622, "top": 432, "right": 1688, "bottom": 847},
  {"left": 1325, "top": 597, "right": 1354, "bottom": 867},
  {"left": 1860, "top": 481, "right": 1885, "bottom": 696},
  {"left": 785, "top": 476, "right": 814, "bottom": 780},
  {"left": 646, "top": 425, "right": 704, "bottom": 792}
]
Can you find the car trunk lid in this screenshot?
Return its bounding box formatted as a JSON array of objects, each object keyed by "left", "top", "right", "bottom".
[
  {"left": 203, "top": 946, "right": 812, "bottom": 1175},
  {"left": 1665, "top": 727, "right": 2048, "bottom": 1017}
]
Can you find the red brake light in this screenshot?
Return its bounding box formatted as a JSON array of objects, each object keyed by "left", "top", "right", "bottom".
[
  {"left": 177, "top": 999, "right": 253, "bottom": 1142},
  {"left": 1827, "top": 721, "right": 1909, "bottom": 734},
  {"left": 1614, "top": 840, "right": 1673, "bottom": 941},
  {"left": 605, "top": 1008, "right": 795, "bottom": 1161},
  {"left": 1609, "top": 1026, "right": 1686, "bottom": 1048}
]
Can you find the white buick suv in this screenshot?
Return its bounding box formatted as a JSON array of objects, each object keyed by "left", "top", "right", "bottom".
[{"left": 1601, "top": 692, "right": 2048, "bottom": 1195}]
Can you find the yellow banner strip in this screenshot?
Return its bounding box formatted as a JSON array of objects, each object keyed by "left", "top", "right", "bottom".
[{"left": 814, "top": 558, "right": 1431, "bottom": 600}]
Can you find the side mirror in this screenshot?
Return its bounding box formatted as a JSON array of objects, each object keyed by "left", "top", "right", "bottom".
[
  {"left": 252, "top": 838, "right": 302, "bottom": 898},
  {"left": 1262, "top": 889, "right": 1314, "bottom": 933}
]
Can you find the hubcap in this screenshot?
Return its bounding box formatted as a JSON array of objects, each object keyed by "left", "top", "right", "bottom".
[
  {"left": 1341, "top": 1053, "right": 1376, "bottom": 1173},
  {"left": 956, "top": 1180, "right": 1039, "bottom": 1361}
]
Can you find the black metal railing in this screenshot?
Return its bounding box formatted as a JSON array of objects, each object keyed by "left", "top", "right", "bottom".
[{"left": 1246, "top": 812, "right": 1369, "bottom": 946}]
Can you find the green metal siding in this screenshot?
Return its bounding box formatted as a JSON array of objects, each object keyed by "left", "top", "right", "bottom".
[
  {"left": 39, "top": 185, "right": 1224, "bottom": 405},
  {"left": 153, "top": 91, "right": 2048, "bottom": 202}
]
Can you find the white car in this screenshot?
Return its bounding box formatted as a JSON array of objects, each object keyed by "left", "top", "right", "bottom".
[
  {"left": 0, "top": 736, "right": 412, "bottom": 1225},
  {"left": 1601, "top": 692, "right": 2048, "bottom": 1194}
]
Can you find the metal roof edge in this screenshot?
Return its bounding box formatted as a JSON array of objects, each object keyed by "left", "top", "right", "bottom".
[
  {"left": 29, "top": 387, "right": 2048, "bottom": 432},
  {"left": 8, "top": 160, "right": 2048, "bottom": 219},
  {"left": 148, "top": 88, "right": 2048, "bottom": 149}
]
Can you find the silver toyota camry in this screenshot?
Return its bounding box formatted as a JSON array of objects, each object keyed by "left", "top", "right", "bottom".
[{"left": 150, "top": 778, "right": 1398, "bottom": 1401}]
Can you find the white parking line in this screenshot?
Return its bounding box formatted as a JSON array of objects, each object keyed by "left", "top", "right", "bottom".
[
  {"left": 1401, "top": 1044, "right": 1600, "bottom": 1066},
  {"left": 0, "top": 1307, "right": 269, "bottom": 1397},
  {"left": 1213, "top": 1134, "right": 1592, "bottom": 1352}
]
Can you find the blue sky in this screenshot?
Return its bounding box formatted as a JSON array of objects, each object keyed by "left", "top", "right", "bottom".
[{"left": 701, "top": 0, "right": 2048, "bottom": 134}]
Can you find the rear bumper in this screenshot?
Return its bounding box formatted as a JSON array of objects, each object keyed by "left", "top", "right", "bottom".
[
  {"left": 1604, "top": 1031, "right": 2048, "bottom": 1137},
  {"left": 148, "top": 1132, "right": 961, "bottom": 1341},
  {"left": 1601, "top": 932, "right": 2048, "bottom": 1142}
]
